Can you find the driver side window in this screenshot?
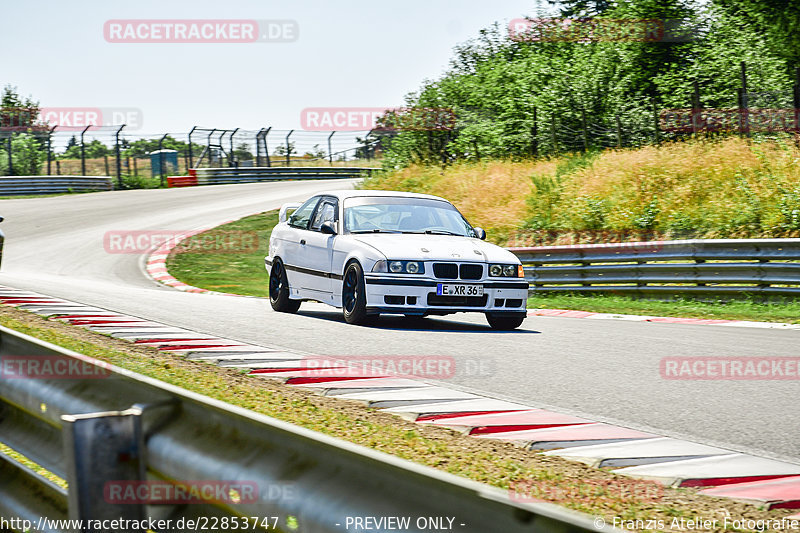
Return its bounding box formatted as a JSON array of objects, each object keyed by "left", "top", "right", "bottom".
[
  {"left": 310, "top": 200, "right": 337, "bottom": 231},
  {"left": 289, "top": 197, "right": 321, "bottom": 229}
]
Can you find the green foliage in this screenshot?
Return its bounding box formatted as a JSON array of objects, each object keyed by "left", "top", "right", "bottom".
[
  {"left": 0, "top": 85, "right": 41, "bottom": 129},
  {"left": 233, "top": 143, "right": 254, "bottom": 160},
  {"left": 122, "top": 136, "right": 197, "bottom": 158},
  {"left": 0, "top": 133, "right": 46, "bottom": 175},
  {"left": 61, "top": 139, "right": 111, "bottom": 159},
  {"left": 777, "top": 187, "right": 800, "bottom": 230},
  {"left": 378, "top": 0, "right": 796, "bottom": 168},
  {"left": 274, "top": 141, "right": 296, "bottom": 157},
  {"left": 303, "top": 144, "right": 325, "bottom": 159},
  {"left": 120, "top": 174, "right": 163, "bottom": 190}
]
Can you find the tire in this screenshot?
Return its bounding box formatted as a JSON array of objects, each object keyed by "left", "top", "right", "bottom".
[
  {"left": 269, "top": 260, "right": 300, "bottom": 313},
  {"left": 486, "top": 314, "right": 525, "bottom": 331},
  {"left": 342, "top": 261, "right": 370, "bottom": 325}
]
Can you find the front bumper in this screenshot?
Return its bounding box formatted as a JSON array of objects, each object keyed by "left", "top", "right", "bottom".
[{"left": 364, "top": 274, "right": 529, "bottom": 315}]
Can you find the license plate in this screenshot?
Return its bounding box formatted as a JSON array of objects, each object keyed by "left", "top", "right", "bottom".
[{"left": 437, "top": 284, "right": 484, "bottom": 297}]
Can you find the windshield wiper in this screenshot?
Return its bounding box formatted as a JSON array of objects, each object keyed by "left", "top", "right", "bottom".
[
  {"left": 424, "top": 230, "right": 461, "bottom": 236},
  {"left": 350, "top": 229, "right": 402, "bottom": 234},
  {"left": 400, "top": 230, "right": 462, "bottom": 236}
]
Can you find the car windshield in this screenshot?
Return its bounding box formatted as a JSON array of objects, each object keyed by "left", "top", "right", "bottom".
[{"left": 343, "top": 196, "right": 476, "bottom": 237}]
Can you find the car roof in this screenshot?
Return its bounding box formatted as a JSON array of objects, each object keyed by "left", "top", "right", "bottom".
[{"left": 314, "top": 190, "right": 450, "bottom": 203}]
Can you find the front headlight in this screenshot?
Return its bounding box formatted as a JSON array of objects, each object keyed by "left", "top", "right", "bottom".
[
  {"left": 490, "top": 263, "right": 522, "bottom": 277},
  {"left": 378, "top": 260, "right": 425, "bottom": 274}
]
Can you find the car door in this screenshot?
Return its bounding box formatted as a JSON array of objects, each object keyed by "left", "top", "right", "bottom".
[
  {"left": 283, "top": 195, "right": 321, "bottom": 291},
  {"left": 302, "top": 197, "right": 339, "bottom": 300}
]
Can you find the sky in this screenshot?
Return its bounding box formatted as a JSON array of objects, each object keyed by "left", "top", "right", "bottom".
[{"left": 1, "top": 0, "right": 551, "bottom": 144}]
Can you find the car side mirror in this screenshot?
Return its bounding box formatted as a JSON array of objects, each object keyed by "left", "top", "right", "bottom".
[
  {"left": 474, "top": 227, "right": 486, "bottom": 240},
  {"left": 320, "top": 221, "right": 337, "bottom": 235}
]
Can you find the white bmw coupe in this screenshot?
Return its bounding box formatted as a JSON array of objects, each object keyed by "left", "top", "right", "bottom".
[{"left": 265, "top": 190, "right": 529, "bottom": 329}]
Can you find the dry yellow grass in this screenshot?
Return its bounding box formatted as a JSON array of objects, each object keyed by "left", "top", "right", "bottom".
[
  {"left": 363, "top": 160, "right": 557, "bottom": 241},
  {"left": 365, "top": 137, "right": 800, "bottom": 245},
  {"left": 563, "top": 137, "right": 800, "bottom": 235}
]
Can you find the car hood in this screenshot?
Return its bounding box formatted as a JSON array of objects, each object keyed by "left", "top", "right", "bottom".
[{"left": 348, "top": 233, "right": 519, "bottom": 263}]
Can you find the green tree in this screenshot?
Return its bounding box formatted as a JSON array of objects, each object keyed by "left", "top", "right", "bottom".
[
  {"left": 1, "top": 85, "right": 42, "bottom": 131},
  {"left": 274, "top": 142, "right": 296, "bottom": 157},
  {"left": 233, "top": 143, "right": 254, "bottom": 160},
  {"left": 0, "top": 133, "right": 46, "bottom": 175},
  {"left": 377, "top": 0, "right": 795, "bottom": 168}
]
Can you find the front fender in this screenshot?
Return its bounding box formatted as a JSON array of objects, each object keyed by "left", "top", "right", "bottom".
[{"left": 333, "top": 242, "right": 386, "bottom": 299}]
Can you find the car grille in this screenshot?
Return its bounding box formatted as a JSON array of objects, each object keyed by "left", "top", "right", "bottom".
[
  {"left": 433, "top": 263, "right": 458, "bottom": 279},
  {"left": 427, "top": 294, "right": 488, "bottom": 307},
  {"left": 433, "top": 262, "right": 483, "bottom": 280},
  {"left": 459, "top": 264, "right": 483, "bottom": 280}
]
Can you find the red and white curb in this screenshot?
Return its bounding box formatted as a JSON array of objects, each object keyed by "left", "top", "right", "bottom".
[
  {"left": 143, "top": 222, "right": 243, "bottom": 296},
  {"left": 529, "top": 308, "right": 800, "bottom": 330},
  {"left": 5, "top": 284, "right": 799, "bottom": 514}
]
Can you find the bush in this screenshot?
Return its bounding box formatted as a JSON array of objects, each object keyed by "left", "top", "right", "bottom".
[{"left": 0, "top": 133, "right": 46, "bottom": 175}]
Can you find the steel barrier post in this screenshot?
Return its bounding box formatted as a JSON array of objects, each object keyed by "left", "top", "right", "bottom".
[
  {"left": 46, "top": 126, "right": 57, "bottom": 175},
  {"left": 229, "top": 127, "right": 239, "bottom": 167},
  {"left": 328, "top": 131, "right": 335, "bottom": 165},
  {"left": 80, "top": 126, "right": 91, "bottom": 176},
  {"left": 285, "top": 130, "right": 293, "bottom": 166},
  {"left": 115, "top": 125, "right": 126, "bottom": 189},
  {"left": 255, "top": 128, "right": 264, "bottom": 166},
  {"left": 264, "top": 127, "right": 272, "bottom": 167},
  {"left": 62, "top": 408, "right": 147, "bottom": 529},
  {"left": 158, "top": 133, "right": 169, "bottom": 186},
  {"left": 188, "top": 126, "right": 197, "bottom": 168}
]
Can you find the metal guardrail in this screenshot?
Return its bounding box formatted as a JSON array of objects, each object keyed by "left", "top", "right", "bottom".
[
  {"left": 0, "top": 176, "right": 114, "bottom": 196},
  {"left": 0, "top": 325, "right": 607, "bottom": 533},
  {"left": 183, "top": 167, "right": 378, "bottom": 187},
  {"left": 510, "top": 238, "right": 800, "bottom": 297}
]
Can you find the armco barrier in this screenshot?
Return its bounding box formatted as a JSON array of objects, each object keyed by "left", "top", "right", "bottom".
[
  {"left": 0, "top": 325, "right": 608, "bottom": 533},
  {"left": 510, "top": 238, "right": 800, "bottom": 297},
  {"left": 0, "top": 176, "right": 113, "bottom": 196},
  {"left": 179, "top": 166, "right": 377, "bottom": 187}
]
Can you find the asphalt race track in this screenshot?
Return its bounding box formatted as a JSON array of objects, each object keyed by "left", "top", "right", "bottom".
[{"left": 1, "top": 180, "right": 798, "bottom": 463}]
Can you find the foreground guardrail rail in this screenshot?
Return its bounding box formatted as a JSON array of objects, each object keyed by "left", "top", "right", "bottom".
[
  {"left": 172, "top": 167, "right": 378, "bottom": 187},
  {"left": 0, "top": 325, "right": 609, "bottom": 533},
  {"left": 0, "top": 176, "right": 113, "bottom": 196},
  {"left": 510, "top": 238, "right": 800, "bottom": 297}
]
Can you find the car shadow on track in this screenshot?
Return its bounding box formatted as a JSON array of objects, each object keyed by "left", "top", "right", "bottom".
[{"left": 297, "top": 309, "right": 541, "bottom": 334}]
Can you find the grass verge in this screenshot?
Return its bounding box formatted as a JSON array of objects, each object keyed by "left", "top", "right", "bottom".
[
  {"left": 529, "top": 294, "right": 800, "bottom": 324},
  {"left": 165, "top": 210, "right": 278, "bottom": 297},
  {"left": 0, "top": 304, "right": 795, "bottom": 530}
]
